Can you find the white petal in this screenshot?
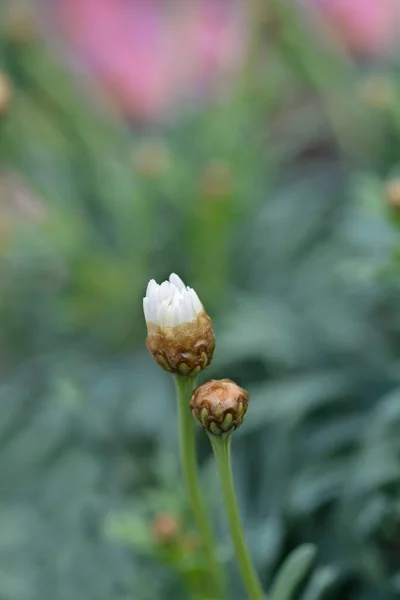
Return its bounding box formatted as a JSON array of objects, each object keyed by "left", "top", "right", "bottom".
[
  {"left": 168, "top": 284, "right": 178, "bottom": 304},
  {"left": 146, "top": 279, "right": 158, "bottom": 299},
  {"left": 166, "top": 298, "right": 175, "bottom": 326},
  {"left": 190, "top": 289, "right": 202, "bottom": 314},
  {"left": 180, "top": 296, "right": 191, "bottom": 323},
  {"left": 190, "top": 294, "right": 198, "bottom": 319},
  {"left": 169, "top": 273, "right": 186, "bottom": 292},
  {"left": 163, "top": 306, "right": 171, "bottom": 326},
  {"left": 170, "top": 301, "right": 180, "bottom": 327},
  {"left": 155, "top": 301, "right": 162, "bottom": 325},
  {"left": 147, "top": 298, "right": 157, "bottom": 322},
  {"left": 159, "top": 281, "right": 171, "bottom": 302},
  {"left": 143, "top": 297, "right": 149, "bottom": 321},
  {"left": 160, "top": 298, "right": 171, "bottom": 326},
  {"left": 144, "top": 274, "right": 204, "bottom": 327}
]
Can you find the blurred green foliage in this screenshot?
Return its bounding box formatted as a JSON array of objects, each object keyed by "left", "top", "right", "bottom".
[{"left": 0, "top": 2, "right": 400, "bottom": 600}]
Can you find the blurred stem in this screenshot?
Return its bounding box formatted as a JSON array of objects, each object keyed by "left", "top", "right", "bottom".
[
  {"left": 189, "top": 195, "right": 231, "bottom": 311},
  {"left": 210, "top": 435, "right": 265, "bottom": 600},
  {"left": 174, "top": 376, "right": 225, "bottom": 599}
]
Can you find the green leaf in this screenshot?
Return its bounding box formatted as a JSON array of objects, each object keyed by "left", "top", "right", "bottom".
[
  {"left": 301, "top": 566, "right": 339, "bottom": 600},
  {"left": 269, "top": 545, "right": 317, "bottom": 600}
]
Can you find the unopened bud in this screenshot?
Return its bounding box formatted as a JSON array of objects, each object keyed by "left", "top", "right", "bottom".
[
  {"left": 152, "top": 513, "right": 180, "bottom": 544},
  {"left": 200, "top": 159, "right": 234, "bottom": 199},
  {"left": 134, "top": 139, "right": 171, "bottom": 178},
  {"left": 384, "top": 179, "right": 400, "bottom": 211},
  {"left": 190, "top": 379, "right": 249, "bottom": 437},
  {"left": 143, "top": 273, "right": 215, "bottom": 375},
  {"left": 359, "top": 75, "right": 396, "bottom": 111},
  {"left": 0, "top": 72, "right": 12, "bottom": 116}
]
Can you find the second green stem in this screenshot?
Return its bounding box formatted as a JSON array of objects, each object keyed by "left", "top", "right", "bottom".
[
  {"left": 174, "top": 375, "right": 225, "bottom": 598},
  {"left": 210, "top": 435, "right": 265, "bottom": 600}
]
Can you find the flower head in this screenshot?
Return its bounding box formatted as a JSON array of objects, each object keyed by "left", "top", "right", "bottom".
[
  {"left": 304, "top": 0, "right": 400, "bottom": 57},
  {"left": 144, "top": 273, "right": 215, "bottom": 375},
  {"left": 144, "top": 273, "right": 202, "bottom": 327},
  {"left": 190, "top": 379, "right": 248, "bottom": 437},
  {"left": 53, "top": 0, "right": 247, "bottom": 122}
]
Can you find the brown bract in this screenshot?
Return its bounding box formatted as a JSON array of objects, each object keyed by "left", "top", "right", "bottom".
[
  {"left": 146, "top": 310, "right": 215, "bottom": 375},
  {"left": 190, "top": 379, "right": 249, "bottom": 436}
]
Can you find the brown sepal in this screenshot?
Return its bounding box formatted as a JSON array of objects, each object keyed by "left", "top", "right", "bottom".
[{"left": 146, "top": 310, "right": 215, "bottom": 375}]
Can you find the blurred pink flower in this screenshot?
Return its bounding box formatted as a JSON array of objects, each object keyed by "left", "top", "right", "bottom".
[
  {"left": 305, "top": 0, "right": 400, "bottom": 57},
  {"left": 54, "top": 0, "right": 247, "bottom": 122}
]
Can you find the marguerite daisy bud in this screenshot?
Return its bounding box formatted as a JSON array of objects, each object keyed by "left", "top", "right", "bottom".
[
  {"left": 385, "top": 178, "right": 400, "bottom": 211},
  {"left": 190, "top": 379, "right": 248, "bottom": 437},
  {"left": 143, "top": 273, "right": 215, "bottom": 375}
]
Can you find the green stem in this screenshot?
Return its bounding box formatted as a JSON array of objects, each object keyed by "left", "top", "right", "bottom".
[
  {"left": 174, "top": 375, "right": 225, "bottom": 598},
  {"left": 210, "top": 435, "right": 265, "bottom": 600}
]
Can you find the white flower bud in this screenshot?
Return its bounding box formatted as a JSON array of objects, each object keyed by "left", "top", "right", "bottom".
[{"left": 143, "top": 273, "right": 215, "bottom": 375}]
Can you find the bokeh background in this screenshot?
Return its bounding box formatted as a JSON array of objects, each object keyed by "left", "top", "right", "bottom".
[{"left": 0, "top": 1, "right": 400, "bottom": 599}]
